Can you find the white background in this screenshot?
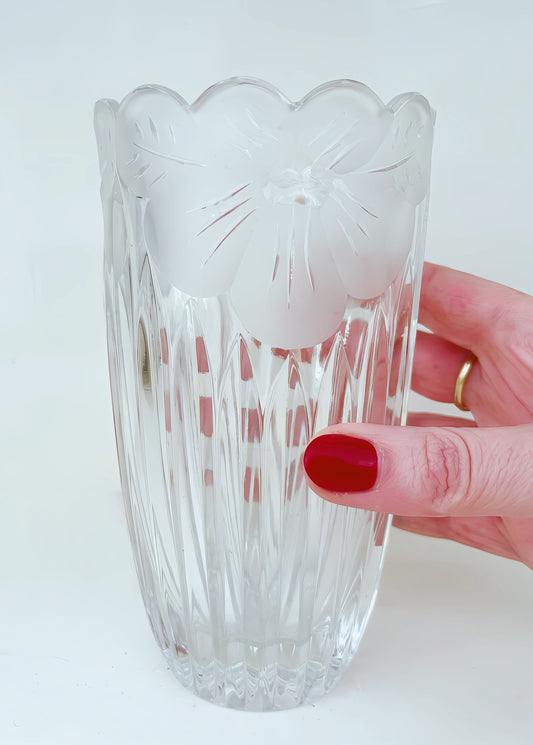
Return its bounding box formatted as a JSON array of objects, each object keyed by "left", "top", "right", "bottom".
[{"left": 1, "top": 1, "right": 533, "bottom": 743}]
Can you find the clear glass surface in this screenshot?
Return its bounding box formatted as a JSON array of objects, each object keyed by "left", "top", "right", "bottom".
[{"left": 95, "top": 78, "right": 433, "bottom": 710}]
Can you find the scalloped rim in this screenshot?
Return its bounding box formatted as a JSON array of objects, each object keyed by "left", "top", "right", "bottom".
[{"left": 101, "top": 77, "right": 433, "bottom": 120}]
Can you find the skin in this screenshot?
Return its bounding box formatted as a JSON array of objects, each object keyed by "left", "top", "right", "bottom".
[{"left": 305, "top": 262, "right": 533, "bottom": 569}]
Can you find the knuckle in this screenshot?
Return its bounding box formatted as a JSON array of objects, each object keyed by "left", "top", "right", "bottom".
[{"left": 420, "top": 429, "right": 474, "bottom": 514}]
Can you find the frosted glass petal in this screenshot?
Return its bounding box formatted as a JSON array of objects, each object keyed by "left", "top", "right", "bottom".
[{"left": 230, "top": 204, "right": 348, "bottom": 348}]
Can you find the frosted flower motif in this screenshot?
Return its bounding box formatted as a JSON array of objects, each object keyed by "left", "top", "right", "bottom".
[{"left": 98, "top": 79, "right": 433, "bottom": 348}]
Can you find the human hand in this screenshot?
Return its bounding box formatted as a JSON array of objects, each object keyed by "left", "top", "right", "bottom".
[{"left": 304, "top": 263, "right": 533, "bottom": 568}]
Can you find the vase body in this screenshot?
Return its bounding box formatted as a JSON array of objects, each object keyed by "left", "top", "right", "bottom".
[{"left": 95, "top": 78, "right": 433, "bottom": 710}]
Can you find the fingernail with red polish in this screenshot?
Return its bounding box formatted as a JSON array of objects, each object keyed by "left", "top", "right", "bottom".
[{"left": 304, "top": 433, "right": 378, "bottom": 492}]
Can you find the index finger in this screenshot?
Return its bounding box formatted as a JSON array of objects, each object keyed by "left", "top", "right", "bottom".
[{"left": 419, "top": 262, "right": 533, "bottom": 354}]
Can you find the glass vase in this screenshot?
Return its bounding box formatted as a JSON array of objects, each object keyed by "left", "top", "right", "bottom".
[{"left": 95, "top": 78, "right": 433, "bottom": 711}]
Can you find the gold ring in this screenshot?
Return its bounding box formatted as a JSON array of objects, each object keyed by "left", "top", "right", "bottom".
[{"left": 454, "top": 352, "right": 477, "bottom": 411}]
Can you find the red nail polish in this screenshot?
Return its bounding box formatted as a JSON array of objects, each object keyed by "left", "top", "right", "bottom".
[{"left": 304, "top": 433, "right": 378, "bottom": 492}]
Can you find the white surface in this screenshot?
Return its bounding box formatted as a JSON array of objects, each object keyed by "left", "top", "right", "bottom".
[{"left": 1, "top": 1, "right": 533, "bottom": 743}]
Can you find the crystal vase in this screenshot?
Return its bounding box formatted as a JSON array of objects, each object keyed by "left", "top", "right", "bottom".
[{"left": 95, "top": 78, "right": 433, "bottom": 710}]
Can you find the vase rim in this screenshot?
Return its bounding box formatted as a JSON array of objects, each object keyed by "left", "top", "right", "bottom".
[{"left": 96, "top": 76, "right": 434, "bottom": 120}]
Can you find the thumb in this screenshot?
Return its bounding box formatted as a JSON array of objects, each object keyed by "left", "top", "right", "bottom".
[{"left": 303, "top": 423, "right": 533, "bottom": 517}]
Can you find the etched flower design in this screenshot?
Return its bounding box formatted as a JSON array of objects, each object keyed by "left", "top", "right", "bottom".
[{"left": 97, "top": 79, "right": 433, "bottom": 348}]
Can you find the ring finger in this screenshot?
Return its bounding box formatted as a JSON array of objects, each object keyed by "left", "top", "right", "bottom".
[{"left": 412, "top": 330, "right": 481, "bottom": 409}]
